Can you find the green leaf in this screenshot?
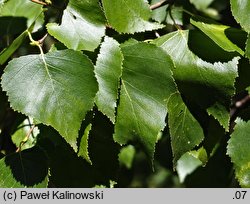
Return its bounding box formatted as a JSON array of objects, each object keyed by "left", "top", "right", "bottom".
[
  {"left": 190, "top": 0, "right": 214, "bottom": 10},
  {"left": 1, "top": 50, "right": 98, "bottom": 151},
  {"left": 152, "top": 2, "right": 184, "bottom": 26},
  {"left": 0, "top": 147, "right": 49, "bottom": 187},
  {"left": 166, "top": 6, "right": 183, "bottom": 26},
  {"left": 230, "top": 0, "right": 250, "bottom": 32},
  {"left": 114, "top": 42, "right": 176, "bottom": 159},
  {"left": 95, "top": 37, "right": 123, "bottom": 123},
  {"left": 177, "top": 147, "right": 208, "bottom": 183},
  {"left": 47, "top": 0, "right": 106, "bottom": 51},
  {"left": 78, "top": 124, "right": 92, "bottom": 165},
  {"left": 207, "top": 102, "right": 230, "bottom": 131},
  {"left": 0, "top": 161, "right": 24, "bottom": 187},
  {"left": 0, "top": 30, "right": 28, "bottom": 65},
  {"left": 0, "top": 0, "right": 44, "bottom": 32},
  {"left": 246, "top": 34, "right": 250, "bottom": 60},
  {"left": 227, "top": 118, "right": 250, "bottom": 187},
  {"left": 167, "top": 92, "right": 204, "bottom": 165},
  {"left": 191, "top": 18, "right": 244, "bottom": 55},
  {"left": 185, "top": 138, "right": 232, "bottom": 187},
  {"left": 177, "top": 153, "right": 202, "bottom": 183},
  {"left": 149, "top": 2, "right": 185, "bottom": 26},
  {"left": 12, "top": 118, "right": 39, "bottom": 151},
  {"left": 154, "top": 30, "right": 239, "bottom": 131},
  {"left": 151, "top": 0, "right": 167, "bottom": 23},
  {"left": 118, "top": 145, "right": 136, "bottom": 169},
  {"left": 102, "top": 0, "right": 164, "bottom": 33}
]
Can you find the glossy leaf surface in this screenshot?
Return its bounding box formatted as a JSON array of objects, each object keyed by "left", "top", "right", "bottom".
[{"left": 1, "top": 50, "right": 98, "bottom": 150}]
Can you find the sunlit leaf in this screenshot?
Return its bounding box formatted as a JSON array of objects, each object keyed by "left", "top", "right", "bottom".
[
  {"left": 151, "top": 0, "right": 168, "bottom": 23},
  {"left": 11, "top": 118, "right": 39, "bottom": 151},
  {"left": 230, "top": 0, "right": 250, "bottom": 32},
  {"left": 102, "top": 0, "right": 164, "bottom": 33},
  {"left": 47, "top": 0, "right": 106, "bottom": 51},
  {"left": 190, "top": 0, "right": 214, "bottom": 10},
  {"left": 119, "top": 145, "right": 136, "bottom": 169},
  {"left": 1, "top": 50, "right": 98, "bottom": 150},
  {"left": 227, "top": 118, "right": 250, "bottom": 187},
  {"left": 177, "top": 147, "right": 208, "bottom": 183},
  {"left": 78, "top": 124, "right": 92, "bottom": 165}
]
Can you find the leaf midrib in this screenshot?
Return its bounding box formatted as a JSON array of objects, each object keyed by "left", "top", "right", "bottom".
[{"left": 39, "top": 55, "right": 68, "bottom": 137}]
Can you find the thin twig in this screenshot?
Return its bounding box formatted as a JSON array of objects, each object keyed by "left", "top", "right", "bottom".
[
  {"left": 150, "top": 0, "right": 168, "bottom": 10},
  {"left": 235, "top": 95, "right": 250, "bottom": 108},
  {"left": 27, "top": 117, "right": 35, "bottom": 139},
  {"left": 230, "top": 94, "right": 250, "bottom": 119},
  {"left": 229, "top": 94, "right": 250, "bottom": 133},
  {"left": 16, "top": 125, "right": 36, "bottom": 152},
  {"left": 28, "top": 31, "right": 45, "bottom": 55},
  {"left": 30, "top": 0, "right": 47, "bottom": 6},
  {"left": 38, "top": 33, "right": 48, "bottom": 46},
  {"left": 14, "top": 124, "right": 35, "bottom": 131}
]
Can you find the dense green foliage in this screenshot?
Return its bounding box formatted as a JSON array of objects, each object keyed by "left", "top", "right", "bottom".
[{"left": 0, "top": 0, "right": 250, "bottom": 187}]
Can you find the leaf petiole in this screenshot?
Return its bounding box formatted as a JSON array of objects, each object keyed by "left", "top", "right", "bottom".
[
  {"left": 30, "top": 0, "right": 47, "bottom": 6},
  {"left": 27, "top": 31, "right": 45, "bottom": 55},
  {"left": 16, "top": 125, "right": 36, "bottom": 152}
]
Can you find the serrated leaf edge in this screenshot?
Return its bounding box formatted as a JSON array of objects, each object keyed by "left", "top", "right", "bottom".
[
  {"left": 113, "top": 41, "right": 178, "bottom": 162},
  {"left": 94, "top": 36, "right": 124, "bottom": 124},
  {"left": 1, "top": 51, "right": 97, "bottom": 152},
  {"left": 230, "top": 0, "right": 250, "bottom": 32},
  {"left": 101, "top": 0, "right": 165, "bottom": 34},
  {"left": 167, "top": 91, "right": 205, "bottom": 167}
]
